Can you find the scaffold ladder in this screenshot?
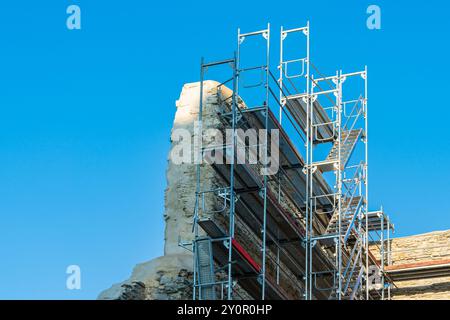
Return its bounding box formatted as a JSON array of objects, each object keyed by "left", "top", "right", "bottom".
[{"left": 196, "top": 238, "right": 217, "bottom": 300}]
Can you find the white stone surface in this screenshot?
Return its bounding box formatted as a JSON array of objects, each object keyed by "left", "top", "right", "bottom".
[{"left": 98, "top": 81, "right": 224, "bottom": 299}]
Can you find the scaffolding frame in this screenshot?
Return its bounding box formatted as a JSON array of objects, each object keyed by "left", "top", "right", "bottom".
[
  {"left": 278, "top": 23, "right": 370, "bottom": 300},
  {"left": 365, "top": 208, "right": 394, "bottom": 300},
  {"left": 188, "top": 22, "right": 389, "bottom": 300}
]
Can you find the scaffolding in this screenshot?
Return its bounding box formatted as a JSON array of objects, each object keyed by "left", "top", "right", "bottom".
[
  {"left": 366, "top": 208, "right": 395, "bottom": 300},
  {"left": 187, "top": 22, "right": 391, "bottom": 300}
]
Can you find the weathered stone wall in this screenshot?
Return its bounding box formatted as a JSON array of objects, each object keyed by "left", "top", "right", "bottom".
[
  {"left": 391, "top": 276, "right": 450, "bottom": 300},
  {"left": 164, "top": 81, "right": 223, "bottom": 255},
  {"left": 98, "top": 255, "right": 193, "bottom": 300},
  {"left": 98, "top": 81, "right": 222, "bottom": 300},
  {"left": 388, "top": 230, "right": 450, "bottom": 300},
  {"left": 389, "top": 230, "right": 450, "bottom": 266}
]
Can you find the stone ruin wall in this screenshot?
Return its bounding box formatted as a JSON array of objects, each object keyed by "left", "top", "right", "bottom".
[
  {"left": 371, "top": 230, "right": 450, "bottom": 300},
  {"left": 389, "top": 230, "right": 450, "bottom": 300},
  {"left": 98, "top": 81, "right": 212, "bottom": 300}
]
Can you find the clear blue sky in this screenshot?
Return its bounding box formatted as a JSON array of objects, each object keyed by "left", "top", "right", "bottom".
[{"left": 0, "top": 0, "right": 449, "bottom": 299}]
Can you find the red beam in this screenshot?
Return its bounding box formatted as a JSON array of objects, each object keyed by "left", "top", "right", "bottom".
[
  {"left": 231, "top": 239, "right": 261, "bottom": 272},
  {"left": 385, "top": 259, "right": 450, "bottom": 271}
]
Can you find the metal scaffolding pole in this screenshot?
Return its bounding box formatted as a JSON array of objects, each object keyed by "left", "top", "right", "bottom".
[
  {"left": 337, "top": 70, "right": 343, "bottom": 300},
  {"left": 365, "top": 65, "right": 370, "bottom": 300}
]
